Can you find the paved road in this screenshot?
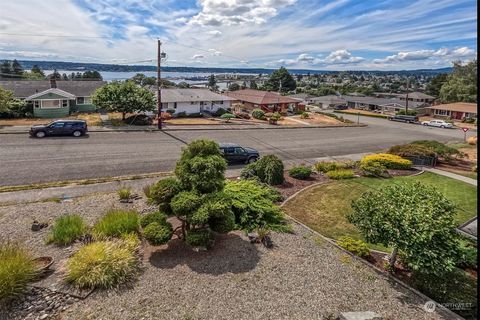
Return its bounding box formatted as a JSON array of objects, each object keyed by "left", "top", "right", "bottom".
[{"left": 0, "top": 115, "right": 472, "bottom": 186}]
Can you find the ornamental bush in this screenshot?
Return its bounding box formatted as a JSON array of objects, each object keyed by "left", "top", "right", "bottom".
[
  {"left": 93, "top": 210, "right": 139, "bottom": 238},
  {"left": 47, "top": 214, "right": 87, "bottom": 245},
  {"left": 300, "top": 112, "right": 310, "bottom": 119},
  {"left": 360, "top": 162, "right": 390, "bottom": 178},
  {"left": 314, "top": 161, "right": 339, "bottom": 173},
  {"left": 241, "top": 154, "right": 284, "bottom": 185},
  {"left": 220, "top": 113, "right": 236, "bottom": 122},
  {"left": 185, "top": 228, "right": 213, "bottom": 247},
  {"left": 456, "top": 242, "right": 477, "bottom": 269},
  {"left": 387, "top": 143, "right": 437, "bottom": 158},
  {"left": 360, "top": 153, "right": 412, "bottom": 169},
  {"left": 147, "top": 177, "right": 181, "bottom": 213},
  {"left": 252, "top": 108, "right": 266, "bottom": 120},
  {"left": 213, "top": 108, "right": 227, "bottom": 117},
  {"left": 143, "top": 222, "right": 173, "bottom": 245},
  {"left": 411, "top": 140, "right": 465, "bottom": 161},
  {"left": 140, "top": 211, "right": 168, "bottom": 228},
  {"left": 0, "top": 242, "right": 37, "bottom": 300},
  {"left": 336, "top": 236, "right": 370, "bottom": 258},
  {"left": 66, "top": 240, "right": 138, "bottom": 289},
  {"left": 326, "top": 169, "right": 355, "bottom": 180},
  {"left": 288, "top": 166, "right": 312, "bottom": 180}
]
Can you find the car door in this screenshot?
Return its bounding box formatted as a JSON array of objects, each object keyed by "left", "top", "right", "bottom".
[
  {"left": 63, "top": 122, "right": 75, "bottom": 135},
  {"left": 47, "top": 122, "right": 66, "bottom": 135},
  {"left": 224, "top": 147, "right": 235, "bottom": 163},
  {"left": 233, "top": 147, "right": 248, "bottom": 163}
]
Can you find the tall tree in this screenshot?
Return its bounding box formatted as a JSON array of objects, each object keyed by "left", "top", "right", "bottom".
[
  {"left": 439, "top": 60, "right": 477, "bottom": 103},
  {"left": 207, "top": 74, "right": 218, "bottom": 91},
  {"left": 0, "top": 61, "right": 12, "bottom": 79},
  {"left": 92, "top": 80, "right": 156, "bottom": 120},
  {"left": 249, "top": 80, "right": 258, "bottom": 89},
  {"left": 48, "top": 69, "right": 62, "bottom": 80},
  {"left": 264, "top": 67, "right": 296, "bottom": 93},
  {"left": 11, "top": 60, "right": 23, "bottom": 76},
  {"left": 425, "top": 73, "right": 448, "bottom": 97},
  {"left": 31, "top": 65, "right": 45, "bottom": 77},
  {"left": 228, "top": 83, "right": 240, "bottom": 91}
]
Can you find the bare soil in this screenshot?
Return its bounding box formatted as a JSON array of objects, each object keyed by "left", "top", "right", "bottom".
[{"left": 274, "top": 172, "right": 328, "bottom": 200}]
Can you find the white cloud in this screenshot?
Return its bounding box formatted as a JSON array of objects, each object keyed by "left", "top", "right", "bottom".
[
  {"left": 191, "top": 54, "right": 205, "bottom": 60},
  {"left": 207, "top": 30, "right": 223, "bottom": 37},
  {"left": 322, "top": 50, "right": 364, "bottom": 64},
  {"left": 208, "top": 49, "right": 223, "bottom": 56},
  {"left": 374, "top": 46, "right": 477, "bottom": 63},
  {"left": 267, "top": 50, "right": 364, "bottom": 67}
]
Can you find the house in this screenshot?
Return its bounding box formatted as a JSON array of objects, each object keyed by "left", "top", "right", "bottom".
[
  {"left": 286, "top": 93, "right": 317, "bottom": 104},
  {"left": 425, "top": 102, "right": 477, "bottom": 120},
  {"left": 309, "top": 95, "right": 347, "bottom": 109},
  {"left": 343, "top": 95, "right": 429, "bottom": 115},
  {"left": 159, "top": 88, "right": 235, "bottom": 115},
  {"left": 398, "top": 91, "right": 436, "bottom": 105},
  {"left": 225, "top": 89, "right": 300, "bottom": 113},
  {"left": 0, "top": 79, "right": 106, "bottom": 118}
]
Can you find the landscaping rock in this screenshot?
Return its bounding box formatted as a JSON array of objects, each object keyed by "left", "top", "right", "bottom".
[
  {"left": 340, "top": 311, "right": 383, "bottom": 320},
  {"left": 31, "top": 220, "right": 47, "bottom": 231}
]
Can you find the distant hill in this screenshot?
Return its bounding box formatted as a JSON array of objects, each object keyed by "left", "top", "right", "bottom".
[{"left": 10, "top": 60, "right": 453, "bottom": 75}]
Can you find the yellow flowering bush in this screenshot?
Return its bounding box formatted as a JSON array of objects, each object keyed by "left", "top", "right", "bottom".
[{"left": 360, "top": 153, "right": 412, "bottom": 169}]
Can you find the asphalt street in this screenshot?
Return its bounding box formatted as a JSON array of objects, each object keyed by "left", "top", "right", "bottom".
[{"left": 0, "top": 115, "right": 472, "bottom": 186}]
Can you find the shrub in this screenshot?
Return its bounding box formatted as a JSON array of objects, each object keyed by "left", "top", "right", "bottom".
[
  {"left": 213, "top": 108, "right": 227, "bottom": 117},
  {"left": 143, "top": 221, "right": 173, "bottom": 245},
  {"left": 124, "top": 114, "right": 152, "bottom": 126},
  {"left": 142, "top": 184, "right": 153, "bottom": 198},
  {"left": 396, "top": 109, "right": 417, "bottom": 116},
  {"left": 93, "top": 210, "right": 139, "bottom": 238},
  {"left": 147, "top": 177, "right": 181, "bottom": 213},
  {"left": 300, "top": 112, "right": 310, "bottom": 119},
  {"left": 314, "top": 161, "right": 338, "bottom": 173},
  {"left": 411, "top": 140, "right": 465, "bottom": 161},
  {"left": 270, "top": 112, "right": 282, "bottom": 121},
  {"left": 387, "top": 144, "right": 437, "bottom": 158},
  {"left": 241, "top": 154, "right": 284, "bottom": 185},
  {"left": 288, "top": 166, "right": 312, "bottom": 180},
  {"left": 66, "top": 240, "right": 138, "bottom": 289},
  {"left": 360, "top": 162, "right": 390, "bottom": 178},
  {"left": 47, "top": 214, "right": 87, "bottom": 245},
  {"left": 176, "top": 111, "right": 187, "bottom": 118},
  {"left": 360, "top": 153, "right": 412, "bottom": 169},
  {"left": 166, "top": 108, "right": 176, "bottom": 114},
  {"left": 336, "top": 236, "right": 370, "bottom": 258},
  {"left": 220, "top": 113, "right": 236, "bottom": 122},
  {"left": 224, "top": 180, "right": 289, "bottom": 232},
  {"left": 188, "top": 113, "right": 203, "bottom": 118},
  {"left": 117, "top": 187, "right": 131, "bottom": 200},
  {"left": 140, "top": 211, "right": 168, "bottom": 228},
  {"left": 456, "top": 242, "right": 477, "bottom": 269},
  {"left": 234, "top": 111, "right": 250, "bottom": 119},
  {"left": 326, "top": 169, "right": 355, "bottom": 180},
  {"left": 185, "top": 228, "right": 213, "bottom": 247},
  {"left": 252, "top": 108, "right": 266, "bottom": 120},
  {"left": 0, "top": 242, "right": 37, "bottom": 300}
]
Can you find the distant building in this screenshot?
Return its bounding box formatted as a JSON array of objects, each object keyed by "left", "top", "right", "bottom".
[
  {"left": 159, "top": 88, "right": 235, "bottom": 115},
  {"left": 398, "top": 91, "right": 436, "bottom": 104},
  {"left": 309, "top": 95, "right": 346, "bottom": 109},
  {"left": 343, "top": 95, "right": 429, "bottom": 115},
  {"left": 225, "top": 89, "right": 300, "bottom": 113},
  {"left": 425, "top": 102, "right": 477, "bottom": 120},
  {"left": 0, "top": 79, "right": 106, "bottom": 118},
  {"left": 286, "top": 93, "right": 317, "bottom": 104}
]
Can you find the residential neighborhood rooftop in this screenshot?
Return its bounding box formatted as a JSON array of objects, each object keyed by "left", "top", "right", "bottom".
[
  {"left": 225, "top": 89, "right": 301, "bottom": 105},
  {"left": 0, "top": 80, "right": 106, "bottom": 98},
  {"left": 158, "top": 88, "right": 235, "bottom": 103},
  {"left": 426, "top": 102, "right": 478, "bottom": 113}
]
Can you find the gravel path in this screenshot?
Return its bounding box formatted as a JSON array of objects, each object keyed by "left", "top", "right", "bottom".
[{"left": 0, "top": 191, "right": 451, "bottom": 320}]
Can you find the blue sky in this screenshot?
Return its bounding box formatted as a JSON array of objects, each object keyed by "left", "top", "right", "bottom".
[{"left": 0, "top": 0, "right": 477, "bottom": 70}]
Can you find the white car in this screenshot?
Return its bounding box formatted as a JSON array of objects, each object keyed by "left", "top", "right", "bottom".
[{"left": 421, "top": 119, "right": 454, "bottom": 128}]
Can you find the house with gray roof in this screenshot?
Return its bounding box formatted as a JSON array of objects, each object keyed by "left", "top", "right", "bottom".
[
  {"left": 309, "top": 95, "right": 347, "bottom": 109},
  {"left": 343, "top": 95, "right": 428, "bottom": 115},
  {"left": 159, "top": 88, "right": 235, "bottom": 115},
  {"left": 0, "top": 79, "right": 106, "bottom": 118}
]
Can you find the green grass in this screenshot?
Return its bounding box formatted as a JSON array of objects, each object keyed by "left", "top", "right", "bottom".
[
  {"left": 47, "top": 214, "right": 87, "bottom": 245},
  {"left": 283, "top": 172, "right": 477, "bottom": 251},
  {"left": 93, "top": 210, "right": 139, "bottom": 238},
  {"left": 0, "top": 242, "right": 37, "bottom": 300}
]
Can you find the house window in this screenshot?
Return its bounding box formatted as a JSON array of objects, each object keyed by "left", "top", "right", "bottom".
[
  {"left": 77, "top": 97, "right": 84, "bottom": 104},
  {"left": 34, "top": 101, "right": 40, "bottom": 108},
  {"left": 41, "top": 100, "right": 60, "bottom": 109},
  {"left": 62, "top": 100, "right": 69, "bottom": 107},
  {"left": 434, "top": 109, "right": 450, "bottom": 116},
  {"left": 174, "top": 102, "right": 177, "bottom": 109},
  {"left": 191, "top": 101, "right": 196, "bottom": 105}
]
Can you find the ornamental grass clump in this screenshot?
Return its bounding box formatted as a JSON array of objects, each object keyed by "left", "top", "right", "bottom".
[
  {"left": 47, "top": 214, "right": 87, "bottom": 245},
  {"left": 326, "top": 169, "right": 355, "bottom": 180},
  {"left": 117, "top": 187, "right": 132, "bottom": 200},
  {"left": 336, "top": 236, "right": 370, "bottom": 258},
  {"left": 93, "top": 210, "right": 139, "bottom": 238},
  {"left": 66, "top": 240, "right": 138, "bottom": 289},
  {"left": 0, "top": 242, "right": 37, "bottom": 300}
]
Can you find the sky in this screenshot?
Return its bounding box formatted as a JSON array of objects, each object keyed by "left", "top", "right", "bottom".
[{"left": 0, "top": 0, "right": 477, "bottom": 70}]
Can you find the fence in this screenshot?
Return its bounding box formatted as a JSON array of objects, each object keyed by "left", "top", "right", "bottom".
[{"left": 404, "top": 155, "right": 437, "bottom": 167}]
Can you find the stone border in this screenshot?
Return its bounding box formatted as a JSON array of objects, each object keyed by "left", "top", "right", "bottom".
[{"left": 280, "top": 181, "right": 464, "bottom": 320}]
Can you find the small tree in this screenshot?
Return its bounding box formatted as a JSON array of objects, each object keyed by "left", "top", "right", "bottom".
[
  {"left": 220, "top": 113, "right": 235, "bottom": 123},
  {"left": 348, "top": 182, "right": 460, "bottom": 275},
  {"left": 92, "top": 81, "right": 156, "bottom": 120},
  {"left": 207, "top": 74, "right": 218, "bottom": 91},
  {"left": 0, "top": 87, "right": 25, "bottom": 115},
  {"left": 228, "top": 83, "right": 241, "bottom": 91}
]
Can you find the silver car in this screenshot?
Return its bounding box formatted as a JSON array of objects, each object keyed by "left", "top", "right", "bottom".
[{"left": 421, "top": 119, "right": 454, "bottom": 128}]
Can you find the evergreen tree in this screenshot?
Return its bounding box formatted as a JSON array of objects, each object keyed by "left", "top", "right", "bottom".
[
  {"left": 439, "top": 60, "right": 477, "bottom": 103},
  {"left": 31, "top": 65, "right": 45, "bottom": 77},
  {"left": 11, "top": 59, "right": 23, "bottom": 76},
  {"left": 249, "top": 80, "right": 258, "bottom": 89},
  {"left": 207, "top": 74, "right": 218, "bottom": 91},
  {"left": 0, "top": 61, "right": 12, "bottom": 79},
  {"left": 264, "top": 67, "right": 296, "bottom": 92}
]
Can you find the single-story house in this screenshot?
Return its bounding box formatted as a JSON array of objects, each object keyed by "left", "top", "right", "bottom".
[
  {"left": 0, "top": 79, "right": 106, "bottom": 118},
  {"left": 425, "top": 102, "right": 477, "bottom": 120},
  {"left": 159, "top": 88, "right": 235, "bottom": 115},
  {"left": 309, "top": 95, "right": 347, "bottom": 109},
  {"left": 286, "top": 93, "right": 317, "bottom": 104},
  {"left": 343, "top": 95, "right": 428, "bottom": 115},
  {"left": 225, "top": 89, "right": 300, "bottom": 113},
  {"left": 397, "top": 91, "right": 436, "bottom": 105}
]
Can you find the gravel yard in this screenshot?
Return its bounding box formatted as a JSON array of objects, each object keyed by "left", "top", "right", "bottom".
[{"left": 0, "top": 191, "right": 451, "bottom": 320}]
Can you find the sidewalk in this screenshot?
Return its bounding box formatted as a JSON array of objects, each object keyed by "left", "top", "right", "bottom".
[{"left": 419, "top": 167, "right": 477, "bottom": 186}]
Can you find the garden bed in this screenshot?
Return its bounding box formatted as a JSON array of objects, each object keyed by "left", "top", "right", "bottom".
[{"left": 274, "top": 171, "right": 328, "bottom": 199}]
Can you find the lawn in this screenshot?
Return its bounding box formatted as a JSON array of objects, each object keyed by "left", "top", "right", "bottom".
[
  {"left": 283, "top": 172, "right": 477, "bottom": 251},
  {"left": 0, "top": 113, "right": 103, "bottom": 126}
]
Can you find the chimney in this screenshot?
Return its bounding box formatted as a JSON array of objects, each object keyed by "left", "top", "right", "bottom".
[{"left": 50, "top": 79, "right": 57, "bottom": 89}]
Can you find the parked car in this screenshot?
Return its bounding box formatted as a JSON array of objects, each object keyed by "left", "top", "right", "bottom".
[
  {"left": 387, "top": 114, "right": 419, "bottom": 123},
  {"left": 333, "top": 105, "right": 348, "bottom": 110},
  {"left": 421, "top": 119, "right": 454, "bottom": 128},
  {"left": 30, "top": 120, "right": 88, "bottom": 138},
  {"left": 219, "top": 143, "right": 259, "bottom": 164}
]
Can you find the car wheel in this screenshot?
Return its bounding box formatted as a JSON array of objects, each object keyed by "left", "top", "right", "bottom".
[
  {"left": 35, "top": 131, "right": 46, "bottom": 138},
  {"left": 423, "top": 123, "right": 428, "bottom": 126},
  {"left": 73, "top": 130, "right": 82, "bottom": 137},
  {"left": 440, "top": 125, "right": 445, "bottom": 128},
  {"left": 247, "top": 157, "right": 258, "bottom": 164}
]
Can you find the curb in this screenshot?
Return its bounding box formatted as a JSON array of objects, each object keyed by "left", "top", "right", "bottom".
[
  {"left": 0, "top": 124, "right": 367, "bottom": 134},
  {"left": 280, "top": 183, "right": 464, "bottom": 320}
]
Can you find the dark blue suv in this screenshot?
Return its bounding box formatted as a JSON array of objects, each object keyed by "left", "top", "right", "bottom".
[
  {"left": 219, "top": 143, "right": 259, "bottom": 164},
  {"left": 30, "top": 120, "right": 88, "bottom": 138}
]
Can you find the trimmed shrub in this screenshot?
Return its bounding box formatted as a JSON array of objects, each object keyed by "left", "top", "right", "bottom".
[
  {"left": 166, "top": 108, "right": 176, "bottom": 114},
  {"left": 140, "top": 211, "right": 168, "bottom": 228},
  {"left": 241, "top": 154, "right": 284, "bottom": 185},
  {"left": 143, "top": 222, "right": 173, "bottom": 245},
  {"left": 300, "top": 112, "right": 310, "bottom": 119},
  {"left": 0, "top": 242, "right": 37, "bottom": 300},
  {"left": 176, "top": 111, "right": 187, "bottom": 118},
  {"left": 234, "top": 111, "right": 251, "bottom": 119},
  {"left": 124, "top": 114, "right": 152, "bottom": 126},
  {"left": 47, "top": 214, "right": 87, "bottom": 245},
  {"left": 288, "top": 166, "right": 312, "bottom": 180},
  {"left": 326, "top": 169, "right": 355, "bottom": 180},
  {"left": 66, "top": 240, "right": 138, "bottom": 289},
  {"left": 314, "top": 161, "right": 338, "bottom": 173},
  {"left": 213, "top": 108, "right": 227, "bottom": 117},
  {"left": 147, "top": 177, "right": 181, "bottom": 213},
  {"left": 209, "top": 210, "right": 236, "bottom": 233},
  {"left": 170, "top": 191, "right": 202, "bottom": 218},
  {"left": 387, "top": 143, "right": 437, "bottom": 158},
  {"left": 337, "top": 236, "right": 370, "bottom": 258},
  {"left": 117, "top": 187, "right": 131, "bottom": 200},
  {"left": 93, "top": 210, "right": 139, "bottom": 238},
  {"left": 360, "top": 153, "right": 412, "bottom": 169},
  {"left": 185, "top": 228, "right": 213, "bottom": 247},
  {"left": 252, "top": 108, "right": 266, "bottom": 120},
  {"left": 360, "top": 162, "right": 390, "bottom": 178},
  {"left": 411, "top": 140, "right": 465, "bottom": 161},
  {"left": 220, "top": 113, "right": 236, "bottom": 122},
  {"left": 456, "top": 242, "right": 477, "bottom": 269}
]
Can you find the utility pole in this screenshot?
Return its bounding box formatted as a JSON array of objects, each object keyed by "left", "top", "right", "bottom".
[
  {"left": 157, "top": 39, "right": 162, "bottom": 129},
  {"left": 405, "top": 77, "right": 409, "bottom": 115}
]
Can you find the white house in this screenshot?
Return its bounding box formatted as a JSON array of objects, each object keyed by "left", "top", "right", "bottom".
[{"left": 160, "top": 88, "right": 235, "bottom": 115}]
